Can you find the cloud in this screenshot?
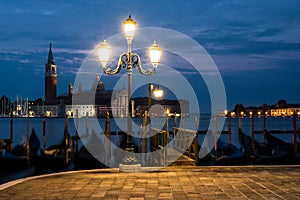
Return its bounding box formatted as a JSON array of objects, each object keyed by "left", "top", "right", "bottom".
[
  {"left": 19, "top": 59, "right": 29, "bottom": 63},
  {"left": 61, "top": 57, "right": 84, "bottom": 64},
  {"left": 53, "top": 48, "right": 90, "bottom": 55},
  {"left": 42, "top": 9, "right": 56, "bottom": 15},
  {"left": 57, "top": 66, "right": 79, "bottom": 76},
  {"left": 211, "top": 48, "right": 300, "bottom": 75},
  {"left": 191, "top": 20, "right": 300, "bottom": 74}
]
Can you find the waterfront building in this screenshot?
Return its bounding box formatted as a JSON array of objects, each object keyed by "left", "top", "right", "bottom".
[
  {"left": 229, "top": 100, "right": 300, "bottom": 117},
  {"left": 270, "top": 107, "right": 300, "bottom": 116},
  {"left": 111, "top": 88, "right": 128, "bottom": 118}
]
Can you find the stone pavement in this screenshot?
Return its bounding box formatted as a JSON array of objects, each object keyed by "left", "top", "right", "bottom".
[{"left": 0, "top": 166, "right": 299, "bottom": 199}]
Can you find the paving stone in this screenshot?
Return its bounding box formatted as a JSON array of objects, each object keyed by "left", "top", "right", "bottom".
[{"left": 0, "top": 166, "right": 299, "bottom": 199}]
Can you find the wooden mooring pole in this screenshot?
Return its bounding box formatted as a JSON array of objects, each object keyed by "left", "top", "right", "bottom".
[
  {"left": 9, "top": 110, "right": 13, "bottom": 151},
  {"left": 164, "top": 114, "right": 169, "bottom": 167},
  {"left": 293, "top": 112, "right": 298, "bottom": 160},
  {"left": 42, "top": 119, "right": 46, "bottom": 150},
  {"left": 105, "top": 112, "right": 111, "bottom": 166},
  {"left": 263, "top": 114, "right": 267, "bottom": 143},
  {"left": 174, "top": 112, "right": 177, "bottom": 128},
  {"left": 143, "top": 111, "right": 148, "bottom": 165},
  {"left": 26, "top": 116, "right": 30, "bottom": 164},
  {"left": 179, "top": 114, "right": 183, "bottom": 128},
  {"left": 251, "top": 115, "right": 255, "bottom": 154},
  {"left": 195, "top": 116, "right": 199, "bottom": 165},
  {"left": 213, "top": 115, "right": 218, "bottom": 157},
  {"left": 64, "top": 114, "right": 69, "bottom": 165},
  {"left": 143, "top": 111, "right": 147, "bottom": 156},
  {"left": 75, "top": 109, "right": 79, "bottom": 155},
  {"left": 228, "top": 116, "right": 232, "bottom": 144},
  {"left": 139, "top": 113, "right": 143, "bottom": 156},
  {"left": 86, "top": 112, "right": 89, "bottom": 135},
  {"left": 238, "top": 113, "right": 242, "bottom": 132}
]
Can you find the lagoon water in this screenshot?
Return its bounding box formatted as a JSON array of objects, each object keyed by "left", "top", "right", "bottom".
[{"left": 0, "top": 115, "right": 299, "bottom": 150}]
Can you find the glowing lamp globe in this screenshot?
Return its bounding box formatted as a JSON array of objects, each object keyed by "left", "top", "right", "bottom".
[
  {"left": 98, "top": 40, "right": 111, "bottom": 68},
  {"left": 153, "top": 87, "right": 163, "bottom": 98},
  {"left": 123, "top": 15, "right": 137, "bottom": 42},
  {"left": 149, "top": 41, "right": 162, "bottom": 68}
]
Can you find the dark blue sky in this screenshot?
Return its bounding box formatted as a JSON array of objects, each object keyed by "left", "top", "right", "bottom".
[{"left": 0, "top": 0, "right": 299, "bottom": 110}]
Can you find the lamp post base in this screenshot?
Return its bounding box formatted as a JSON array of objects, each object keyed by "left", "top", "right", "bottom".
[
  {"left": 122, "top": 147, "right": 139, "bottom": 163},
  {"left": 119, "top": 163, "right": 141, "bottom": 172},
  {"left": 119, "top": 147, "right": 141, "bottom": 172}
]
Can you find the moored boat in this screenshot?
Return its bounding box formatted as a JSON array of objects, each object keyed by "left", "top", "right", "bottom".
[
  {"left": 74, "top": 130, "right": 105, "bottom": 169},
  {"left": 210, "top": 139, "right": 246, "bottom": 165},
  {"left": 238, "top": 130, "right": 290, "bottom": 164}
]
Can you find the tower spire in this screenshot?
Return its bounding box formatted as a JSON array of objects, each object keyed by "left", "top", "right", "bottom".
[
  {"left": 45, "top": 43, "right": 57, "bottom": 101},
  {"left": 48, "top": 43, "right": 55, "bottom": 64}
]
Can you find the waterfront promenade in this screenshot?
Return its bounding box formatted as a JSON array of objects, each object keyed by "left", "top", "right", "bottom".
[{"left": 0, "top": 166, "right": 299, "bottom": 199}]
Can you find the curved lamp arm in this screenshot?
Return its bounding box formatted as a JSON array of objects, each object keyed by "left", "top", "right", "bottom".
[
  {"left": 102, "top": 53, "right": 127, "bottom": 75},
  {"left": 132, "top": 53, "right": 157, "bottom": 76}
]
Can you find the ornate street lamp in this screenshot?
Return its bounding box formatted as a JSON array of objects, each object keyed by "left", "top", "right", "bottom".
[
  {"left": 123, "top": 15, "right": 137, "bottom": 45},
  {"left": 97, "top": 40, "right": 110, "bottom": 68},
  {"left": 98, "top": 15, "right": 162, "bottom": 167},
  {"left": 153, "top": 86, "right": 163, "bottom": 98}
]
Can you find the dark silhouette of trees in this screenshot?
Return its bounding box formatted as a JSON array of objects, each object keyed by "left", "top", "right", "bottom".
[
  {"left": 233, "top": 104, "right": 245, "bottom": 114},
  {"left": 277, "top": 99, "right": 287, "bottom": 107}
]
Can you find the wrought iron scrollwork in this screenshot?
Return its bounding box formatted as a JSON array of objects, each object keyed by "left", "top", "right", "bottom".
[
  {"left": 133, "top": 53, "right": 156, "bottom": 76},
  {"left": 103, "top": 52, "right": 156, "bottom": 76}
]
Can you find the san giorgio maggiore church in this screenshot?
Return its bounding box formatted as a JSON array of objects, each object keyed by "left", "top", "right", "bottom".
[{"left": 29, "top": 44, "right": 189, "bottom": 118}]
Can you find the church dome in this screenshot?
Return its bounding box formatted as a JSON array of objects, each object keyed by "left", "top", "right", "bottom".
[{"left": 91, "top": 75, "right": 105, "bottom": 92}]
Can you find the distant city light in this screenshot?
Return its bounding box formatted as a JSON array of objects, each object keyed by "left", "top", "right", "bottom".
[{"left": 230, "top": 112, "right": 235, "bottom": 117}]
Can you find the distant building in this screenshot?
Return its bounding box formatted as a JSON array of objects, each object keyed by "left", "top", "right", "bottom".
[
  {"left": 270, "top": 103, "right": 300, "bottom": 116},
  {"left": 229, "top": 100, "right": 300, "bottom": 117},
  {"left": 111, "top": 88, "right": 128, "bottom": 118}
]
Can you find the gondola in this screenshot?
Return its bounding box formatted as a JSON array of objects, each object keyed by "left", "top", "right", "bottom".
[
  {"left": 0, "top": 129, "right": 40, "bottom": 173},
  {"left": 29, "top": 128, "right": 40, "bottom": 163},
  {"left": 266, "top": 131, "right": 300, "bottom": 164},
  {"left": 238, "top": 129, "right": 289, "bottom": 164},
  {"left": 0, "top": 145, "right": 28, "bottom": 173},
  {"left": 74, "top": 130, "right": 105, "bottom": 169},
  {"left": 265, "top": 131, "right": 293, "bottom": 152},
  {"left": 210, "top": 139, "right": 246, "bottom": 165},
  {"left": 36, "top": 133, "right": 73, "bottom": 172}
]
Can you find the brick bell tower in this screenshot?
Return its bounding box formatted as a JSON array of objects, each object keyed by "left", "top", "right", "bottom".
[{"left": 45, "top": 43, "right": 57, "bottom": 101}]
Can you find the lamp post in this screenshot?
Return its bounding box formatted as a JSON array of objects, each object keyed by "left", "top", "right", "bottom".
[{"left": 98, "top": 15, "right": 162, "bottom": 167}]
